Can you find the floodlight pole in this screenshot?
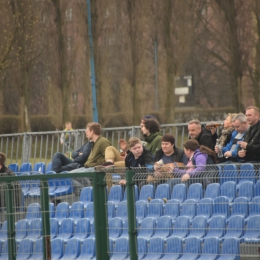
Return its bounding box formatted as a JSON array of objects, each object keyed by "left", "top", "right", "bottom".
[{"left": 86, "top": 0, "right": 98, "bottom": 122}]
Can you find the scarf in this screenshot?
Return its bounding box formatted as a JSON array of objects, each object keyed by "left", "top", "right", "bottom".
[{"left": 219, "top": 127, "right": 234, "bottom": 147}]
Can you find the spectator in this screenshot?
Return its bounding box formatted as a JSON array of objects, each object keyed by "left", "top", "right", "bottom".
[
  {"left": 140, "top": 115, "right": 157, "bottom": 129},
  {"left": 84, "top": 122, "right": 111, "bottom": 168},
  {"left": 60, "top": 121, "right": 75, "bottom": 146},
  {"left": 141, "top": 118, "right": 162, "bottom": 155},
  {"left": 215, "top": 113, "right": 249, "bottom": 163},
  {"left": 238, "top": 106, "right": 260, "bottom": 162},
  {"left": 188, "top": 119, "right": 214, "bottom": 150}
]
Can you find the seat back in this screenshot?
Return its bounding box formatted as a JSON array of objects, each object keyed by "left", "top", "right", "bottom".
[
  {"left": 207, "top": 215, "right": 226, "bottom": 238},
  {"left": 180, "top": 199, "right": 197, "bottom": 220},
  {"left": 238, "top": 181, "right": 254, "bottom": 201},
  {"left": 20, "top": 162, "right": 32, "bottom": 173},
  {"left": 164, "top": 199, "right": 180, "bottom": 221},
  {"left": 79, "top": 187, "right": 93, "bottom": 207},
  {"left": 58, "top": 218, "right": 74, "bottom": 240},
  {"left": 147, "top": 237, "right": 164, "bottom": 259},
  {"left": 138, "top": 217, "right": 156, "bottom": 239},
  {"left": 255, "top": 181, "right": 260, "bottom": 197},
  {"left": 107, "top": 201, "right": 116, "bottom": 221},
  {"left": 244, "top": 215, "right": 260, "bottom": 236},
  {"left": 50, "top": 218, "right": 59, "bottom": 239},
  {"left": 0, "top": 221, "right": 7, "bottom": 241},
  {"left": 197, "top": 198, "right": 213, "bottom": 219},
  {"left": 33, "top": 162, "right": 46, "bottom": 174},
  {"left": 80, "top": 238, "right": 96, "bottom": 259},
  {"left": 85, "top": 202, "right": 94, "bottom": 223},
  {"left": 51, "top": 238, "right": 64, "bottom": 259},
  {"left": 70, "top": 201, "right": 84, "bottom": 220},
  {"left": 146, "top": 199, "right": 163, "bottom": 219},
  {"left": 108, "top": 185, "right": 123, "bottom": 203},
  {"left": 116, "top": 201, "right": 127, "bottom": 221},
  {"left": 111, "top": 237, "right": 129, "bottom": 259},
  {"left": 155, "top": 184, "right": 170, "bottom": 201},
  {"left": 225, "top": 215, "right": 244, "bottom": 239},
  {"left": 249, "top": 196, "right": 260, "bottom": 216},
  {"left": 49, "top": 203, "right": 55, "bottom": 218},
  {"left": 221, "top": 181, "right": 236, "bottom": 203},
  {"left": 187, "top": 183, "right": 203, "bottom": 202},
  {"left": 213, "top": 196, "right": 230, "bottom": 218},
  {"left": 183, "top": 237, "right": 201, "bottom": 257},
  {"left": 1, "top": 240, "right": 8, "bottom": 258},
  {"left": 164, "top": 236, "right": 182, "bottom": 259},
  {"left": 27, "top": 218, "right": 42, "bottom": 240},
  {"left": 17, "top": 238, "right": 33, "bottom": 259},
  {"left": 8, "top": 163, "right": 19, "bottom": 173},
  {"left": 26, "top": 203, "right": 41, "bottom": 221},
  {"left": 74, "top": 218, "right": 91, "bottom": 240},
  {"left": 221, "top": 238, "right": 240, "bottom": 259},
  {"left": 239, "top": 163, "right": 256, "bottom": 184},
  {"left": 204, "top": 183, "right": 220, "bottom": 200},
  {"left": 33, "top": 238, "right": 43, "bottom": 258},
  {"left": 135, "top": 201, "right": 147, "bottom": 224},
  {"left": 137, "top": 237, "right": 147, "bottom": 260},
  {"left": 220, "top": 164, "right": 238, "bottom": 185},
  {"left": 123, "top": 185, "right": 139, "bottom": 201},
  {"left": 62, "top": 238, "right": 81, "bottom": 259},
  {"left": 189, "top": 216, "right": 207, "bottom": 238},
  {"left": 108, "top": 217, "right": 123, "bottom": 239},
  {"left": 202, "top": 237, "right": 220, "bottom": 256},
  {"left": 171, "top": 183, "right": 187, "bottom": 203},
  {"left": 55, "top": 202, "right": 69, "bottom": 221},
  {"left": 172, "top": 216, "right": 190, "bottom": 238},
  {"left": 154, "top": 216, "right": 172, "bottom": 238},
  {"left": 231, "top": 197, "right": 249, "bottom": 218},
  {"left": 15, "top": 219, "right": 29, "bottom": 241},
  {"left": 139, "top": 185, "right": 155, "bottom": 202}
]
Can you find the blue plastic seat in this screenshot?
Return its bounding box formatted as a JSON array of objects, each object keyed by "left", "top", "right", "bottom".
[
  {"left": 139, "top": 185, "right": 155, "bottom": 202},
  {"left": 241, "top": 215, "right": 260, "bottom": 243},
  {"left": 77, "top": 237, "right": 96, "bottom": 259},
  {"left": 238, "top": 181, "right": 254, "bottom": 201},
  {"left": 221, "top": 181, "right": 236, "bottom": 203},
  {"left": 16, "top": 238, "right": 33, "bottom": 260},
  {"left": 227, "top": 197, "right": 248, "bottom": 223},
  {"left": 123, "top": 185, "right": 139, "bottom": 202},
  {"left": 180, "top": 199, "right": 197, "bottom": 221},
  {"left": 169, "top": 216, "right": 190, "bottom": 239},
  {"left": 197, "top": 198, "right": 213, "bottom": 220},
  {"left": 218, "top": 238, "right": 240, "bottom": 260},
  {"left": 46, "top": 172, "right": 57, "bottom": 196},
  {"left": 187, "top": 183, "right": 203, "bottom": 202},
  {"left": 138, "top": 217, "right": 156, "bottom": 240},
  {"left": 161, "top": 236, "right": 182, "bottom": 260},
  {"left": 155, "top": 184, "right": 170, "bottom": 202},
  {"left": 49, "top": 202, "right": 55, "bottom": 218},
  {"left": 60, "top": 238, "right": 81, "bottom": 260},
  {"left": 27, "top": 172, "right": 42, "bottom": 197},
  {"left": 25, "top": 203, "right": 41, "bottom": 224},
  {"left": 204, "top": 183, "right": 220, "bottom": 200},
  {"left": 203, "top": 215, "right": 225, "bottom": 241},
  {"left": 255, "top": 180, "right": 260, "bottom": 197},
  {"left": 46, "top": 162, "right": 53, "bottom": 173},
  {"left": 0, "top": 240, "right": 8, "bottom": 260},
  {"left": 146, "top": 199, "right": 163, "bottom": 220},
  {"left": 153, "top": 216, "right": 172, "bottom": 240},
  {"left": 246, "top": 196, "right": 260, "bottom": 222},
  {"left": 8, "top": 163, "right": 19, "bottom": 173},
  {"left": 50, "top": 218, "right": 59, "bottom": 239},
  {"left": 135, "top": 200, "right": 147, "bottom": 225},
  {"left": 79, "top": 187, "right": 93, "bottom": 208},
  {"left": 73, "top": 218, "right": 91, "bottom": 241},
  {"left": 31, "top": 238, "right": 43, "bottom": 260},
  {"left": 108, "top": 185, "right": 123, "bottom": 205},
  {"left": 55, "top": 202, "right": 69, "bottom": 225},
  {"left": 109, "top": 217, "right": 123, "bottom": 241},
  {"left": 85, "top": 202, "right": 94, "bottom": 225},
  {"left": 116, "top": 201, "right": 127, "bottom": 223},
  {"left": 70, "top": 201, "right": 84, "bottom": 224},
  {"left": 222, "top": 215, "right": 244, "bottom": 241},
  {"left": 143, "top": 237, "right": 164, "bottom": 259},
  {"left": 33, "top": 162, "right": 46, "bottom": 174},
  {"left": 0, "top": 222, "right": 7, "bottom": 242},
  {"left": 197, "top": 237, "right": 220, "bottom": 260},
  {"left": 53, "top": 177, "right": 73, "bottom": 196},
  {"left": 107, "top": 201, "right": 116, "bottom": 222},
  {"left": 55, "top": 218, "right": 74, "bottom": 242},
  {"left": 137, "top": 237, "right": 148, "bottom": 260},
  {"left": 171, "top": 183, "right": 187, "bottom": 203},
  {"left": 27, "top": 218, "right": 42, "bottom": 241},
  {"left": 178, "top": 237, "right": 201, "bottom": 260},
  {"left": 110, "top": 237, "right": 129, "bottom": 259},
  {"left": 20, "top": 173, "right": 31, "bottom": 196},
  {"left": 237, "top": 163, "right": 256, "bottom": 190},
  {"left": 186, "top": 216, "right": 207, "bottom": 240},
  {"left": 220, "top": 164, "right": 238, "bottom": 185},
  {"left": 20, "top": 162, "right": 32, "bottom": 173},
  {"left": 15, "top": 219, "right": 29, "bottom": 243},
  {"left": 211, "top": 196, "right": 230, "bottom": 220},
  {"left": 51, "top": 238, "right": 64, "bottom": 260},
  {"left": 164, "top": 199, "right": 180, "bottom": 224},
  {"left": 89, "top": 220, "right": 95, "bottom": 238}
]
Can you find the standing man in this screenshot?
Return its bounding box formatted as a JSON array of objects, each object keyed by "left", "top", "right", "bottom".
[
  {"left": 238, "top": 106, "right": 260, "bottom": 162},
  {"left": 60, "top": 121, "right": 74, "bottom": 146},
  {"left": 84, "top": 122, "right": 111, "bottom": 168},
  {"left": 188, "top": 119, "right": 214, "bottom": 150}
]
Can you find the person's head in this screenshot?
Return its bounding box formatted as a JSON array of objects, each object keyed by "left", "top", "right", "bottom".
[
  {"left": 141, "top": 118, "right": 160, "bottom": 136},
  {"left": 65, "top": 121, "right": 72, "bottom": 130},
  {"left": 140, "top": 115, "right": 157, "bottom": 128},
  {"left": 85, "top": 122, "right": 101, "bottom": 141},
  {"left": 232, "top": 113, "right": 249, "bottom": 134},
  {"left": 188, "top": 120, "right": 202, "bottom": 139},
  {"left": 246, "top": 106, "right": 260, "bottom": 126},
  {"left": 223, "top": 113, "right": 237, "bottom": 129},
  {"left": 183, "top": 139, "right": 200, "bottom": 158},
  {"left": 0, "top": 152, "right": 6, "bottom": 166},
  {"left": 128, "top": 137, "right": 144, "bottom": 159},
  {"left": 161, "top": 134, "right": 175, "bottom": 155}
]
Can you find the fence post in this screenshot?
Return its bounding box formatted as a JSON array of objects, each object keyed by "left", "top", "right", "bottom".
[
  {"left": 93, "top": 171, "right": 109, "bottom": 260},
  {"left": 22, "top": 133, "right": 30, "bottom": 163},
  {"left": 5, "top": 182, "right": 16, "bottom": 260},
  {"left": 40, "top": 180, "right": 51, "bottom": 260},
  {"left": 126, "top": 170, "right": 138, "bottom": 260}
]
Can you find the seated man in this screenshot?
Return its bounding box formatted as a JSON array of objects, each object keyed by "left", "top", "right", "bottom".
[
  {"left": 238, "top": 106, "right": 260, "bottom": 163},
  {"left": 215, "top": 113, "right": 249, "bottom": 163}
]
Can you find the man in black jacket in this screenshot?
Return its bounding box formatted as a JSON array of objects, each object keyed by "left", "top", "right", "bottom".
[
  {"left": 238, "top": 106, "right": 260, "bottom": 162},
  {"left": 188, "top": 119, "right": 215, "bottom": 151}
]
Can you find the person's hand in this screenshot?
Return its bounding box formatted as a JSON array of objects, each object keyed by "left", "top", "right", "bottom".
[
  {"left": 237, "top": 141, "right": 248, "bottom": 150},
  {"left": 119, "top": 139, "right": 128, "bottom": 151},
  {"left": 153, "top": 163, "right": 162, "bottom": 171},
  {"left": 154, "top": 171, "right": 163, "bottom": 178},
  {"left": 181, "top": 173, "right": 190, "bottom": 182},
  {"left": 119, "top": 180, "right": 126, "bottom": 185},
  {"left": 214, "top": 145, "right": 219, "bottom": 153},
  {"left": 238, "top": 149, "right": 246, "bottom": 158},
  {"left": 79, "top": 152, "right": 83, "bottom": 156},
  {"left": 224, "top": 151, "right": 232, "bottom": 158}
]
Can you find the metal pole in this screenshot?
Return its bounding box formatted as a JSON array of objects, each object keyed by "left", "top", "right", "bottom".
[
  {"left": 154, "top": 40, "right": 159, "bottom": 111},
  {"left": 86, "top": 0, "right": 98, "bottom": 122}
]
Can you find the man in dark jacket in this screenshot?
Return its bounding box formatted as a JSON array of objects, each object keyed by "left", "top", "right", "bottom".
[
  {"left": 188, "top": 119, "right": 214, "bottom": 151},
  {"left": 238, "top": 106, "right": 260, "bottom": 162}
]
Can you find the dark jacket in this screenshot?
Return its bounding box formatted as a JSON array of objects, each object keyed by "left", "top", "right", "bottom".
[
  {"left": 243, "top": 120, "right": 260, "bottom": 162},
  {"left": 72, "top": 141, "right": 93, "bottom": 166},
  {"left": 154, "top": 147, "right": 188, "bottom": 165},
  {"left": 125, "top": 147, "right": 154, "bottom": 169},
  {"left": 195, "top": 129, "right": 214, "bottom": 151}
]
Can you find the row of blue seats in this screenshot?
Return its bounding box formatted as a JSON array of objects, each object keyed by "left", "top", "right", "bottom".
[{"left": 8, "top": 162, "right": 52, "bottom": 175}]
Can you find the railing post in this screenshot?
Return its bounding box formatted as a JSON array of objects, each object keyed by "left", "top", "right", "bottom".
[
  {"left": 92, "top": 171, "right": 109, "bottom": 260},
  {"left": 40, "top": 180, "right": 51, "bottom": 260},
  {"left": 22, "top": 133, "right": 30, "bottom": 163},
  {"left": 126, "top": 170, "right": 138, "bottom": 260},
  {"left": 5, "top": 182, "right": 16, "bottom": 260}
]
